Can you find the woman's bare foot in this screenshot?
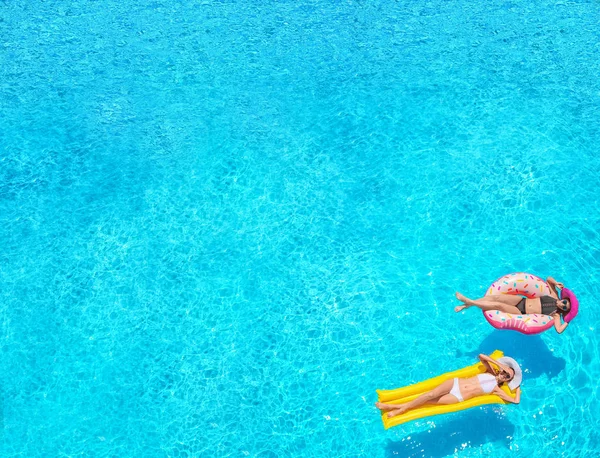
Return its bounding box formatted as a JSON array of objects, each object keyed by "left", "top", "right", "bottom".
[
  {"left": 454, "top": 305, "right": 468, "bottom": 313},
  {"left": 376, "top": 402, "right": 399, "bottom": 412},
  {"left": 387, "top": 406, "right": 407, "bottom": 418}
]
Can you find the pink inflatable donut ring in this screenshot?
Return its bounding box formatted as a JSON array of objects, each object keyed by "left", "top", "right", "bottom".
[
  {"left": 483, "top": 272, "right": 554, "bottom": 335},
  {"left": 561, "top": 288, "right": 579, "bottom": 323}
]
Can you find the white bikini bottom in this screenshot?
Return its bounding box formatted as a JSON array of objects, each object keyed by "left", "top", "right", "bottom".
[{"left": 449, "top": 378, "right": 464, "bottom": 402}]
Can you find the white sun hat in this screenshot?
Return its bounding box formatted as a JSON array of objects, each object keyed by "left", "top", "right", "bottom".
[{"left": 498, "top": 357, "right": 522, "bottom": 390}]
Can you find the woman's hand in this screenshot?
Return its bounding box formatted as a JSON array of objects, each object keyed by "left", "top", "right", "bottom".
[
  {"left": 547, "top": 277, "right": 564, "bottom": 288},
  {"left": 483, "top": 355, "right": 509, "bottom": 373}
]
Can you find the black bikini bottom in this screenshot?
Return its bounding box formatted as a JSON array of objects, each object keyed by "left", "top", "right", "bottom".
[{"left": 516, "top": 297, "right": 527, "bottom": 314}]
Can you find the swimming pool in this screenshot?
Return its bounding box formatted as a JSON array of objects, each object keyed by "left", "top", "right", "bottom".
[{"left": 2, "top": 0, "right": 599, "bottom": 456}]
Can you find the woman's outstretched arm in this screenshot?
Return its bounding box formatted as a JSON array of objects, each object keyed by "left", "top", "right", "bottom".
[
  {"left": 479, "top": 354, "right": 515, "bottom": 375},
  {"left": 478, "top": 354, "right": 498, "bottom": 374}
]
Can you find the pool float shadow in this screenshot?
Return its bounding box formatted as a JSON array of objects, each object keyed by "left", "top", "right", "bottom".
[
  {"left": 385, "top": 409, "right": 514, "bottom": 458},
  {"left": 458, "top": 330, "right": 566, "bottom": 380}
]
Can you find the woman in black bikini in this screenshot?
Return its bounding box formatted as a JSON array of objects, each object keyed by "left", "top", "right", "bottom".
[{"left": 454, "top": 277, "right": 571, "bottom": 334}]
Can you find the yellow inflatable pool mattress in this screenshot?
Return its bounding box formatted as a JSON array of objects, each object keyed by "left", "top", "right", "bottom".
[{"left": 376, "top": 350, "right": 518, "bottom": 429}]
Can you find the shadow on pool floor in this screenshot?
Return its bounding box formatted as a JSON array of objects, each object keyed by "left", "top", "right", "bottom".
[
  {"left": 458, "top": 329, "right": 566, "bottom": 380},
  {"left": 385, "top": 408, "right": 514, "bottom": 458}
]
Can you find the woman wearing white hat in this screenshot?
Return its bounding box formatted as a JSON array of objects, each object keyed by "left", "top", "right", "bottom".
[{"left": 376, "top": 354, "right": 522, "bottom": 418}]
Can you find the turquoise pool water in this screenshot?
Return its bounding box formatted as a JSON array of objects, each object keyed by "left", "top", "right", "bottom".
[{"left": 2, "top": 0, "right": 600, "bottom": 456}]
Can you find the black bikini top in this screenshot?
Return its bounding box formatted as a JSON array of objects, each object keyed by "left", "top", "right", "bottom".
[{"left": 540, "top": 296, "right": 558, "bottom": 315}]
